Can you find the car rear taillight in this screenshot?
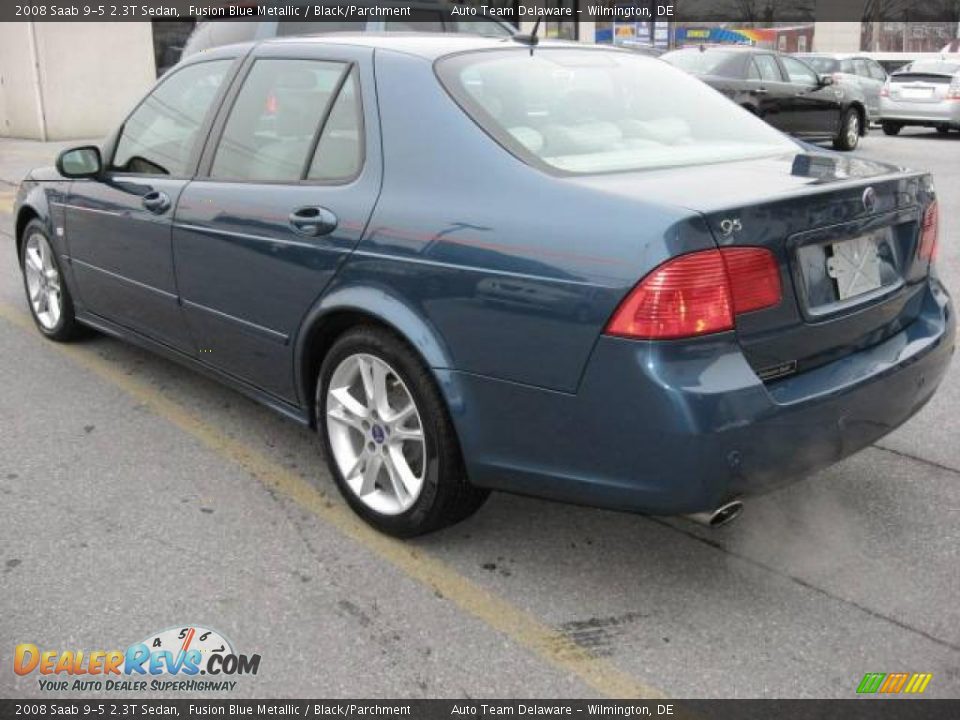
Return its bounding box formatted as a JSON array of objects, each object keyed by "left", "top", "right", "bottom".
[
  {"left": 947, "top": 81, "right": 960, "bottom": 100},
  {"left": 605, "top": 248, "right": 782, "bottom": 340},
  {"left": 880, "top": 82, "right": 890, "bottom": 97},
  {"left": 918, "top": 201, "right": 939, "bottom": 262}
]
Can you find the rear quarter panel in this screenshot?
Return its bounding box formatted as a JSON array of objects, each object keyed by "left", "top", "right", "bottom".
[{"left": 332, "top": 48, "right": 707, "bottom": 393}]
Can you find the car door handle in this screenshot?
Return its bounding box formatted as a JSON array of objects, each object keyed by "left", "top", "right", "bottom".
[
  {"left": 751, "top": 87, "right": 769, "bottom": 96},
  {"left": 289, "top": 206, "right": 338, "bottom": 237},
  {"left": 141, "top": 190, "right": 171, "bottom": 214}
]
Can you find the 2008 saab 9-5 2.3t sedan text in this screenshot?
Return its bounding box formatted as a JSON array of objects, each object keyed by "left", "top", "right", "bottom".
[{"left": 14, "top": 34, "right": 954, "bottom": 536}]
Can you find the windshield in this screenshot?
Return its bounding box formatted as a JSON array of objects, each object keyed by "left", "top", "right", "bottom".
[
  {"left": 797, "top": 56, "right": 839, "bottom": 73},
  {"left": 436, "top": 49, "right": 795, "bottom": 175}
]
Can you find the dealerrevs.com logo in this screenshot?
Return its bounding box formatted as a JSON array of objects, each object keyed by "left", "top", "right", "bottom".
[{"left": 14, "top": 625, "right": 261, "bottom": 693}]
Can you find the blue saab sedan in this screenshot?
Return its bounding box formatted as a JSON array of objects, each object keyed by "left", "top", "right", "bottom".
[{"left": 13, "top": 34, "right": 954, "bottom": 536}]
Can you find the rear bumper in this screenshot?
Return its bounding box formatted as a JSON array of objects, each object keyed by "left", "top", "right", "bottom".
[
  {"left": 880, "top": 97, "right": 960, "bottom": 125},
  {"left": 446, "top": 278, "right": 954, "bottom": 515}
]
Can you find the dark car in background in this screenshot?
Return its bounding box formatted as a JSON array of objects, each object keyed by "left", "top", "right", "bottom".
[
  {"left": 662, "top": 46, "right": 868, "bottom": 150},
  {"left": 880, "top": 59, "right": 960, "bottom": 135},
  {"left": 793, "top": 52, "right": 888, "bottom": 121},
  {"left": 13, "top": 36, "right": 953, "bottom": 537},
  {"left": 180, "top": 2, "right": 513, "bottom": 62}
]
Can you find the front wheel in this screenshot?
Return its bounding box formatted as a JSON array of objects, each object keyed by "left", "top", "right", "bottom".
[
  {"left": 833, "top": 109, "right": 860, "bottom": 151},
  {"left": 881, "top": 121, "right": 902, "bottom": 136},
  {"left": 317, "top": 326, "right": 489, "bottom": 537},
  {"left": 20, "top": 220, "right": 82, "bottom": 342}
]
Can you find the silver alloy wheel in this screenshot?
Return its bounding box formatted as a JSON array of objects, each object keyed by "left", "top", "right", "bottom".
[
  {"left": 325, "top": 353, "right": 426, "bottom": 515},
  {"left": 23, "top": 233, "right": 62, "bottom": 331},
  {"left": 847, "top": 113, "right": 860, "bottom": 147}
]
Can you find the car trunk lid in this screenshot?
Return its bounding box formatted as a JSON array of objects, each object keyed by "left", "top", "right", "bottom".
[
  {"left": 889, "top": 71, "right": 956, "bottom": 103},
  {"left": 569, "top": 149, "right": 936, "bottom": 381}
]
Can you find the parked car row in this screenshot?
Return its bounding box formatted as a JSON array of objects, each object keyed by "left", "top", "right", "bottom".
[
  {"left": 660, "top": 47, "right": 867, "bottom": 150},
  {"left": 662, "top": 47, "right": 960, "bottom": 146}
]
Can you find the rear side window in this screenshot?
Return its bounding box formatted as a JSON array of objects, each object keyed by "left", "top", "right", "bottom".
[
  {"left": 867, "top": 60, "right": 887, "bottom": 80},
  {"left": 210, "top": 59, "right": 351, "bottom": 183},
  {"left": 307, "top": 67, "right": 363, "bottom": 182},
  {"left": 754, "top": 54, "right": 783, "bottom": 82},
  {"left": 853, "top": 58, "right": 871, "bottom": 77},
  {"left": 112, "top": 60, "right": 231, "bottom": 176}
]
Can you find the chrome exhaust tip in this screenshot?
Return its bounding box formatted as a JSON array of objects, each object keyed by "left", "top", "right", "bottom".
[{"left": 684, "top": 500, "right": 744, "bottom": 528}]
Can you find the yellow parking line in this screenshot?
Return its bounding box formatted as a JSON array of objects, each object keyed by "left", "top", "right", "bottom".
[{"left": 0, "top": 301, "right": 665, "bottom": 700}]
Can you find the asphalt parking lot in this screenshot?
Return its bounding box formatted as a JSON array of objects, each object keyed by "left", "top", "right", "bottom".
[{"left": 1, "top": 128, "right": 958, "bottom": 700}]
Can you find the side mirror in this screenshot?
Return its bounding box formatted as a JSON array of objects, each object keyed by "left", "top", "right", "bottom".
[
  {"left": 56, "top": 146, "right": 102, "bottom": 179},
  {"left": 818, "top": 74, "right": 835, "bottom": 87}
]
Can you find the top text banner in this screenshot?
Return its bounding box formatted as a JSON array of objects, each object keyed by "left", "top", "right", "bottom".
[{"left": 3, "top": 0, "right": 960, "bottom": 23}]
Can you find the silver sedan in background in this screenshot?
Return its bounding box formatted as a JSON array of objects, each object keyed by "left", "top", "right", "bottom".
[
  {"left": 794, "top": 53, "right": 888, "bottom": 120},
  {"left": 880, "top": 58, "right": 960, "bottom": 135}
]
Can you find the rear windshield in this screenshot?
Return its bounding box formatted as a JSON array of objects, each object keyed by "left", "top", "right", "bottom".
[
  {"left": 898, "top": 60, "right": 960, "bottom": 76},
  {"left": 436, "top": 48, "right": 795, "bottom": 175},
  {"left": 796, "top": 56, "right": 839, "bottom": 73},
  {"left": 660, "top": 49, "right": 745, "bottom": 77}
]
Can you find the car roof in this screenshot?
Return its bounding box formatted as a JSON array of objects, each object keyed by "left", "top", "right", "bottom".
[{"left": 261, "top": 32, "right": 587, "bottom": 60}]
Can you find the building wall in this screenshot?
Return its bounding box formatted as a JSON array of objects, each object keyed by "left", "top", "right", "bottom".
[
  {"left": 0, "top": 25, "right": 44, "bottom": 138},
  {"left": 0, "top": 22, "right": 156, "bottom": 141},
  {"left": 812, "top": 21, "right": 861, "bottom": 53}
]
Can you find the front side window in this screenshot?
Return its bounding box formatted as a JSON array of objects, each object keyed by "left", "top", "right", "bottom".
[
  {"left": 781, "top": 56, "right": 818, "bottom": 85},
  {"left": 112, "top": 60, "right": 231, "bottom": 176},
  {"left": 437, "top": 49, "right": 795, "bottom": 175},
  {"left": 210, "top": 59, "right": 347, "bottom": 183}
]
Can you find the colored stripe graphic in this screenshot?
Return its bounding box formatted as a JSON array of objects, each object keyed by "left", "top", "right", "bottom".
[
  {"left": 857, "top": 672, "right": 932, "bottom": 694},
  {"left": 904, "top": 673, "right": 933, "bottom": 694},
  {"left": 879, "top": 672, "right": 909, "bottom": 693},
  {"left": 857, "top": 673, "right": 886, "bottom": 694}
]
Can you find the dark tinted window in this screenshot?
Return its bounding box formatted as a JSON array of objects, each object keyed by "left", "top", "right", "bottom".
[
  {"left": 385, "top": 9, "right": 443, "bottom": 31},
  {"left": 661, "top": 49, "right": 745, "bottom": 78},
  {"left": 112, "top": 60, "right": 231, "bottom": 176},
  {"left": 211, "top": 59, "right": 347, "bottom": 182},
  {"left": 308, "top": 67, "right": 363, "bottom": 182}
]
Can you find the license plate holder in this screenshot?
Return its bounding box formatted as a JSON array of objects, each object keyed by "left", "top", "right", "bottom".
[
  {"left": 901, "top": 87, "right": 934, "bottom": 99},
  {"left": 826, "top": 235, "right": 883, "bottom": 300}
]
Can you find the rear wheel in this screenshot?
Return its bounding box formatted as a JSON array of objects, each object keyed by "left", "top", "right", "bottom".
[
  {"left": 833, "top": 108, "right": 860, "bottom": 151},
  {"left": 881, "top": 121, "right": 902, "bottom": 136},
  {"left": 317, "top": 325, "right": 489, "bottom": 537},
  {"left": 20, "top": 220, "right": 82, "bottom": 342}
]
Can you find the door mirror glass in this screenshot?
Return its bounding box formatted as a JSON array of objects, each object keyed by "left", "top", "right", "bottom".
[{"left": 57, "top": 146, "right": 102, "bottom": 178}]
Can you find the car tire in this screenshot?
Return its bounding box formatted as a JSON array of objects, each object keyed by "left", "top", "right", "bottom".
[
  {"left": 833, "top": 108, "right": 860, "bottom": 151},
  {"left": 317, "top": 325, "right": 490, "bottom": 537},
  {"left": 881, "top": 121, "right": 902, "bottom": 136},
  {"left": 19, "top": 220, "right": 83, "bottom": 342},
  {"left": 936, "top": 125, "right": 951, "bottom": 134}
]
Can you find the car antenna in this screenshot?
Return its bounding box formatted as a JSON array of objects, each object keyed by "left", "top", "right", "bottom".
[{"left": 513, "top": 18, "right": 542, "bottom": 54}]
